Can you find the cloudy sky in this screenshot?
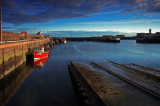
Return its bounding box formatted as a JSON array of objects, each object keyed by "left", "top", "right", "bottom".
[{"left": 2, "top": 0, "right": 160, "bottom": 36}]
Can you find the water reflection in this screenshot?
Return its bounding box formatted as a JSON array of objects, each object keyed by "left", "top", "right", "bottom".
[
  {"left": 0, "top": 54, "right": 49, "bottom": 106},
  {"left": 34, "top": 57, "right": 49, "bottom": 68},
  {"left": 0, "top": 63, "right": 33, "bottom": 106}
]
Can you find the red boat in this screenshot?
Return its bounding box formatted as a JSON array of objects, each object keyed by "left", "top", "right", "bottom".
[
  {"left": 34, "top": 56, "right": 48, "bottom": 68},
  {"left": 34, "top": 46, "right": 50, "bottom": 60}
]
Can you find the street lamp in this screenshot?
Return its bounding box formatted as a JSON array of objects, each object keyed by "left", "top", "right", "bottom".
[
  {"left": 0, "top": 0, "right": 2, "bottom": 42},
  {"left": 32, "top": 18, "right": 35, "bottom": 35}
]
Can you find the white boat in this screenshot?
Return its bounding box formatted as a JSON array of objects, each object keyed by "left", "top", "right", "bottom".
[{"left": 64, "top": 40, "right": 67, "bottom": 44}]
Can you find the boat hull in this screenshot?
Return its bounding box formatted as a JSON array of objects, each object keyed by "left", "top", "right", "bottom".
[
  {"left": 34, "top": 52, "right": 49, "bottom": 60},
  {"left": 34, "top": 56, "right": 48, "bottom": 68}
]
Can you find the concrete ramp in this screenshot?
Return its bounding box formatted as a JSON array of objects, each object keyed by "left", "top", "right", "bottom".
[{"left": 69, "top": 61, "right": 160, "bottom": 106}]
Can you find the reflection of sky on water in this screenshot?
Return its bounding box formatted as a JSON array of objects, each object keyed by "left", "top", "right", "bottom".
[
  {"left": 52, "top": 40, "right": 160, "bottom": 70},
  {"left": 6, "top": 40, "right": 160, "bottom": 106}
]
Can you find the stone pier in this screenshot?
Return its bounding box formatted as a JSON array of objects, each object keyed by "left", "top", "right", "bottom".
[{"left": 0, "top": 38, "right": 50, "bottom": 79}]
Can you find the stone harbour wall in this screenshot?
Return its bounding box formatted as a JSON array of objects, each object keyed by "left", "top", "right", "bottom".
[
  {"left": 1, "top": 32, "right": 43, "bottom": 41},
  {"left": 0, "top": 39, "right": 50, "bottom": 79}
]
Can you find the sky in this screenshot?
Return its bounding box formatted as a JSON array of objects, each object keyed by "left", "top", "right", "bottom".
[{"left": 2, "top": 0, "right": 160, "bottom": 37}]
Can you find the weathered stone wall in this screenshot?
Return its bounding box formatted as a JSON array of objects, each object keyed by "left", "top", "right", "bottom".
[
  {"left": 2, "top": 32, "right": 24, "bottom": 41},
  {"left": 1, "top": 32, "right": 43, "bottom": 41},
  {"left": 0, "top": 39, "right": 50, "bottom": 79}
]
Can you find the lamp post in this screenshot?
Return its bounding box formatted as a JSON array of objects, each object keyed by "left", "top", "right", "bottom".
[
  {"left": 43, "top": 25, "right": 44, "bottom": 35},
  {"left": 32, "top": 18, "right": 35, "bottom": 35},
  {"left": 0, "top": 0, "right": 2, "bottom": 42},
  {"left": 34, "top": 22, "right": 35, "bottom": 35}
]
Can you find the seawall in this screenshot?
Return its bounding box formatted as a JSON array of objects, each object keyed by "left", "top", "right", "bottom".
[
  {"left": 0, "top": 38, "right": 50, "bottom": 79},
  {"left": 0, "top": 32, "right": 43, "bottom": 41}
]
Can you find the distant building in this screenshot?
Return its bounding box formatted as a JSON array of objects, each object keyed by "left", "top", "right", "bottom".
[
  {"left": 136, "top": 29, "right": 160, "bottom": 43},
  {"left": 37, "top": 31, "right": 41, "bottom": 35},
  {"left": 116, "top": 35, "right": 125, "bottom": 38},
  {"left": 137, "top": 33, "right": 147, "bottom": 38},
  {"left": 21, "top": 31, "right": 27, "bottom": 35},
  {"left": 21, "top": 31, "right": 27, "bottom": 38},
  {"left": 156, "top": 32, "right": 160, "bottom": 36},
  {"left": 149, "top": 29, "right": 152, "bottom": 34},
  {"left": 103, "top": 35, "right": 113, "bottom": 37},
  {"left": 102, "top": 35, "right": 113, "bottom": 39},
  {"left": 137, "top": 29, "right": 160, "bottom": 38}
]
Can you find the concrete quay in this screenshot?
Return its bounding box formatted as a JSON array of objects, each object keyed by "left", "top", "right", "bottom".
[
  {"left": 0, "top": 38, "right": 50, "bottom": 79},
  {"left": 69, "top": 61, "right": 160, "bottom": 106}
]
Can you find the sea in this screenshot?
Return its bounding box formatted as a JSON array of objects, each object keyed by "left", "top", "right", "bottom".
[{"left": 1, "top": 40, "right": 160, "bottom": 106}]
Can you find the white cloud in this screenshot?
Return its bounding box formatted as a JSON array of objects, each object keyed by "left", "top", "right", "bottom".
[{"left": 74, "top": 19, "right": 160, "bottom": 25}]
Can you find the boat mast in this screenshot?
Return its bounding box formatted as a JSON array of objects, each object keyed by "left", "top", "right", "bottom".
[
  {"left": 34, "top": 18, "right": 35, "bottom": 35},
  {"left": 32, "top": 18, "right": 35, "bottom": 35},
  {"left": 34, "top": 22, "right": 35, "bottom": 35},
  {"left": 43, "top": 25, "right": 44, "bottom": 35}
]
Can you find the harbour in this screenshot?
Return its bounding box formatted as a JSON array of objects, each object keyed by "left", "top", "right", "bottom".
[
  {"left": 0, "top": 38, "right": 50, "bottom": 79},
  {"left": 0, "top": 0, "right": 160, "bottom": 105},
  {"left": 0, "top": 40, "right": 160, "bottom": 106}
]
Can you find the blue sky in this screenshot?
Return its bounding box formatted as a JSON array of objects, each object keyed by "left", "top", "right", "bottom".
[{"left": 2, "top": 0, "right": 160, "bottom": 37}]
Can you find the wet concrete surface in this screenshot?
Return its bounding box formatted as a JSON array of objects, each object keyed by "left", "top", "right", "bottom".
[
  {"left": 70, "top": 62, "right": 160, "bottom": 106},
  {"left": 100, "top": 61, "right": 160, "bottom": 95},
  {"left": 123, "top": 63, "right": 160, "bottom": 78}
]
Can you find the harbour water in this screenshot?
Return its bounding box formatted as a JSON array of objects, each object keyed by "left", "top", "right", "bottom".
[{"left": 1, "top": 40, "right": 160, "bottom": 106}]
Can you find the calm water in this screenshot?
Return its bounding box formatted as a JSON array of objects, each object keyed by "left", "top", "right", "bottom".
[{"left": 1, "top": 40, "right": 160, "bottom": 106}]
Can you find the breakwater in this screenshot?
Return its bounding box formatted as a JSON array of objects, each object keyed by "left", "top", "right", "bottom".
[
  {"left": 0, "top": 38, "right": 50, "bottom": 79},
  {"left": 59, "top": 36, "right": 136, "bottom": 42},
  {"left": 55, "top": 37, "right": 120, "bottom": 43}
]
